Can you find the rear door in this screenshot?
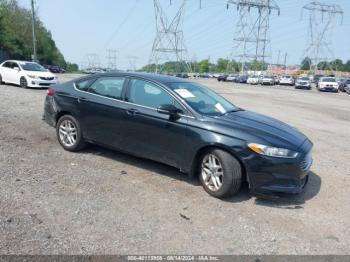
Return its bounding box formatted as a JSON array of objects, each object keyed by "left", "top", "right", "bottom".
[
  {"left": 121, "top": 78, "right": 190, "bottom": 168},
  {"left": 74, "top": 76, "right": 128, "bottom": 149}
]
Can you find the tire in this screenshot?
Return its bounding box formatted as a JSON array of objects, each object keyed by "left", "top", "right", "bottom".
[
  {"left": 20, "top": 77, "right": 28, "bottom": 88},
  {"left": 0, "top": 74, "right": 3, "bottom": 84},
  {"left": 56, "top": 115, "right": 86, "bottom": 152},
  {"left": 199, "top": 149, "right": 242, "bottom": 198}
]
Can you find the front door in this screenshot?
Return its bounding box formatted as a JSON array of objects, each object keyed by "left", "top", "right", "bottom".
[{"left": 122, "top": 78, "right": 190, "bottom": 168}]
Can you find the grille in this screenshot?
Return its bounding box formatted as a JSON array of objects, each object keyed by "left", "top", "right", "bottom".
[
  {"left": 300, "top": 151, "right": 312, "bottom": 171},
  {"left": 39, "top": 83, "right": 51, "bottom": 86},
  {"left": 40, "top": 77, "right": 54, "bottom": 81}
]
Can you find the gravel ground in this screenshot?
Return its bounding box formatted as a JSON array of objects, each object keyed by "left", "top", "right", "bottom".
[{"left": 0, "top": 74, "right": 350, "bottom": 255}]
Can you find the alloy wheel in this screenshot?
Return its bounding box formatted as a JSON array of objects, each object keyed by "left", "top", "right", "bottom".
[
  {"left": 201, "top": 154, "right": 224, "bottom": 192},
  {"left": 58, "top": 119, "right": 77, "bottom": 147},
  {"left": 20, "top": 78, "right": 27, "bottom": 88}
]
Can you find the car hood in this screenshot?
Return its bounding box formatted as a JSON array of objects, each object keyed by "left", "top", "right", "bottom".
[
  {"left": 209, "top": 110, "right": 307, "bottom": 149},
  {"left": 24, "top": 71, "right": 55, "bottom": 77}
]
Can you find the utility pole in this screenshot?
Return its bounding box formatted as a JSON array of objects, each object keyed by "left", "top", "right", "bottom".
[
  {"left": 301, "top": 1, "right": 343, "bottom": 73},
  {"left": 284, "top": 52, "right": 287, "bottom": 73},
  {"left": 227, "top": 0, "right": 280, "bottom": 74},
  {"left": 149, "top": 0, "right": 190, "bottom": 74},
  {"left": 31, "top": 0, "right": 37, "bottom": 62}
]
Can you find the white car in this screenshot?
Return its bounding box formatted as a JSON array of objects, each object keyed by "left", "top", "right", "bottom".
[
  {"left": 0, "top": 60, "right": 58, "bottom": 88},
  {"left": 317, "top": 77, "right": 339, "bottom": 92},
  {"left": 247, "top": 76, "right": 260, "bottom": 85},
  {"left": 226, "top": 74, "right": 237, "bottom": 82},
  {"left": 261, "top": 76, "right": 275, "bottom": 85},
  {"left": 279, "top": 75, "right": 295, "bottom": 86}
]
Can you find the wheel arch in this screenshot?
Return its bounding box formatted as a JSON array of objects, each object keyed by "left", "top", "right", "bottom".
[{"left": 190, "top": 144, "right": 247, "bottom": 182}]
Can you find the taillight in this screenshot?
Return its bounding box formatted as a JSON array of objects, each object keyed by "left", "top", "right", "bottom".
[{"left": 47, "top": 87, "right": 55, "bottom": 96}]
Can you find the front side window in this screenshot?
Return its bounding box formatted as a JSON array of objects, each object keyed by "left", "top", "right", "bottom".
[
  {"left": 128, "top": 79, "right": 185, "bottom": 113},
  {"left": 88, "top": 77, "right": 126, "bottom": 100},
  {"left": 169, "top": 82, "right": 238, "bottom": 116}
]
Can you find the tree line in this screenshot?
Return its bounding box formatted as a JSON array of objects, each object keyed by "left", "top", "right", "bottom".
[
  {"left": 141, "top": 58, "right": 268, "bottom": 74},
  {"left": 0, "top": 0, "right": 78, "bottom": 72}
]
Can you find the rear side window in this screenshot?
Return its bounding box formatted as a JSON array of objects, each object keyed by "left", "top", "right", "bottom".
[
  {"left": 75, "top": 79, "right": 91, "bottom": 91},
  {"left": 88, "top": 77, "right": 126, "bottom": 100},
  {"left": 2, "top": 62, "right": 12, "bottom": 68}
]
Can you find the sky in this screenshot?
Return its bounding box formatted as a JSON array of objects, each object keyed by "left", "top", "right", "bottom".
[{"left": 18, "top": 0, "right": 350, "bottom": 70}]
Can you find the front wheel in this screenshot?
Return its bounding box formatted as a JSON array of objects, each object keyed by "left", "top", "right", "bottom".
[
  {"left": 56, "top": 115, "right": 86, "bottom": 152},
  {"left": 199, "top": 149, "right": 242, "bottom": 198},
  {"left": 20, "top": 77, "right": 28, "bottom": 88},
  {"left": 0, "top": 74, "right": 3, "bottom": 84}
]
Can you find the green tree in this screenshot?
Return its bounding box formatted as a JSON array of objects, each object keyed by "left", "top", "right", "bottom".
[
  {"left": 199, "top": 59, "right": 209, "bottom": 73},
  {"left": 301, "top": 57, "right": 312, "bottom": 70},
  {"left": 216, "top": 58, "right": 229, "bottom": 73}
]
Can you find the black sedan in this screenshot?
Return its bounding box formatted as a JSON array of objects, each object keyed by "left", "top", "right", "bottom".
[{"left": 43, "top": 72, "right": 313, "bottom": 198}]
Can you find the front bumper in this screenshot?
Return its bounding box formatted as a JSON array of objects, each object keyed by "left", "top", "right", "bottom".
[
  {"left": 28, "top": 78, "right": 58, "bottom": 88},
  {"left": 319, "top": 86, "right": 338, "bottom": 92},
  {"left": 243, "top": 139, "right": 313, "bottom": 195},
  {"left": 295, "top": 84, "right": 311, "bottom": 89}
]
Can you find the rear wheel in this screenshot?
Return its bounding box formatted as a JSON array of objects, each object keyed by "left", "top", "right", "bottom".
[
  {"left": 20, "top": 77, "right": 28, "bottom": 88},
  {"left": 199, "top": 149, "right": 242, "bottom": 198},
  {"left": 56, "top": 115, "right": 86, "bottom": 152}
]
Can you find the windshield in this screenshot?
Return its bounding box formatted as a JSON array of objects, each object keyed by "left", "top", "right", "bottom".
[
  {"left": 169, "top": 82, "right": 238, "bottom": 116},
  {"left": 321, "top": 78, "right": 336, "bottom": 82},
  {"left": 299, "top": 77, "right": 309, "bottom": 81},
  {"left": 20, "top": 62, "right": 47, "bottom": 72}
]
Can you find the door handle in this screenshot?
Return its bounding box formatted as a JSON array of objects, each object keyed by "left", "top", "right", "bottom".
[
  {"left": 126, "top": 108, "right": 138, "bottom": 115},
  {"left": 77, "top": 97, "right": 88, "bottom": 103}
]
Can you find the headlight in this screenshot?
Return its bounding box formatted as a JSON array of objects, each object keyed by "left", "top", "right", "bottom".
[
  {"left": 248, "top": 143, "right": 298, "bottom": 158},
  {"left": 27, "top": 75, "right": 38, "bottom": 79}
]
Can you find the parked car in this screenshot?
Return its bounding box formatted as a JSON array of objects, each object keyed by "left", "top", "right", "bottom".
[
  {"left": 43, "top": 72, "right": 313, "bottom": 198},
  {"left": 247, "top": 76, "right": 260, "bottom": 85},
  {"left": 313, "top": 74, "right": 324, "bottom": 87},
  {"left": 272, "top": 75, "right": 280, "bottom": 85},
  {"left": 226, "top": 74, "right": 237, "bottom": 82},
  {"left": 235, "top": 75, "right": 248, "bottom": 83},
  {"left": 317, "top": 77, "right": 339, "bottom": 92},
  {"left": 345, "top": 83, "right": 350, "bottom": 94},
  {"left": 217, "top": 75, "right": 228, "bottom": 82},
  {"left": 295, "top": 77, "right": 311, "bottom": 90},
  {"left": 46, "top": 65, "right": 64, "bottom": 73},
  {"left": 261, "top": 76, "right": 275, "bottom": 85},
  {"left": 175, "top": 73, "right": 189, "bottom": 79},
  {"left": 338, "top": 78, "right": 350, "bottom": 92},
  {"left": 279, "top": 75, "right": 295, "bottom": 86},
  {"left": 0, "top": 60, "right": 57, "bottom": 88}
]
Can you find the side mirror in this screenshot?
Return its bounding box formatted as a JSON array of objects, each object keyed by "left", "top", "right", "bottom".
[
  {"left": 13, "top": 67, "right": 20, "bottom": 71},
  {"left": 157, "top": 104, "right": 183, "bottom": 119}
]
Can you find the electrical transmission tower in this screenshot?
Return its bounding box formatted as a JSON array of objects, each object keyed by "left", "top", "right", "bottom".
[
  {"left": 149, "top": 0, "right": 190, "bottom": 74},
  {"left": 301, "top": 2, "right": 343, "bottom": 72},
  {"left": 227, "top": 0, "right": 280, "bottom": 73},
  {"left": 107, "top": 49, "right": 118, "bottom": 70},
  {"left": 85, "top": 53, "right": 100, "bottom": 69},
  {"left": 128, "top": 56, "right": 138, "bottom": 71}
]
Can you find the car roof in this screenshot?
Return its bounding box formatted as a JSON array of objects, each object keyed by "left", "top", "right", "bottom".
[
  {"left": 3, "top": 60, "right": 36, "bottom": 63},
  {"left": 88, "top": 72, "right": 191, "bottom": 84}
]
